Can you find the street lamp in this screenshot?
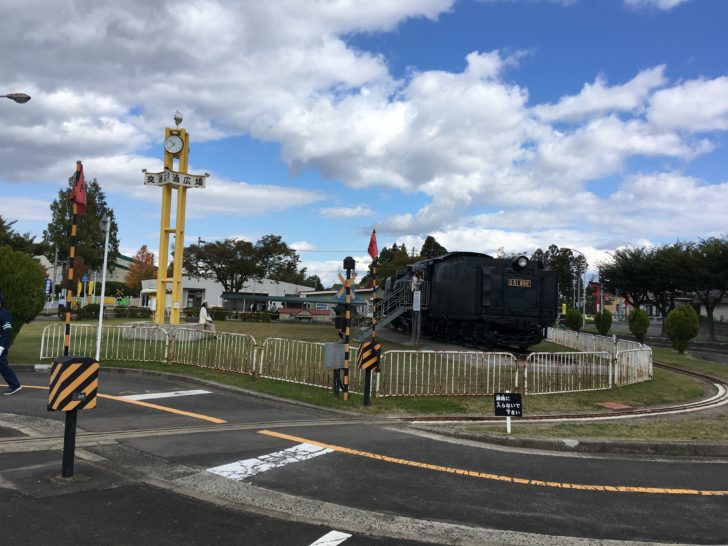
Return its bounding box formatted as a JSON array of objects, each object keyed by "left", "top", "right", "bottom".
[{"left": 1, "top": 93, "right": 31, "bottom": 104}]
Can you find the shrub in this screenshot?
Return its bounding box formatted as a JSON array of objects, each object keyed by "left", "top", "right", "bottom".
[
  {"left": 0, "top": 245, "right": 46, "bottom": 340},
  {"left": 564, "top": 308, "right": 583, "bottom": 332},
  {"left": 210, "top": 307, "right": 232, "bottom": 321},
  {"left": 112, "top": 306, "right": 152, "bottom": 319},
  {"left": 240, "top": 312, "right": 273, "bottom": 322},
  {"left": 628, "top": 308, "right": 650, "bottom": 343},
  {"left": 77, "top": 303, "right": 100, "bottom": 319},
  {"left": 665, "top": 305, "right": 699, "bottom": 354},
  {"left": 593, "top": 310, "right": 612, "bottom": 336}
]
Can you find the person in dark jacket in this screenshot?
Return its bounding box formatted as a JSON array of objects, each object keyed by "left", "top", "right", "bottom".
[{"left": 0, "top": 292, "right": 21, "bottom": 395}]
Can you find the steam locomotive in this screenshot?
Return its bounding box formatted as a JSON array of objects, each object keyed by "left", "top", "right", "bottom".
[{"left": 387, "top": 252, "right": 559, "bottom": 349}]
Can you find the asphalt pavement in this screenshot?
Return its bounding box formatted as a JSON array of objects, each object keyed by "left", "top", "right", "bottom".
[{"left": 1, "top": 367, "right": 727, "bottom": 545}]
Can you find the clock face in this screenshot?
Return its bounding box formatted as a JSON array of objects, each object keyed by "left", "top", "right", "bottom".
[{"left": 164, "top": 135, "right": 184, "bottom": 154}]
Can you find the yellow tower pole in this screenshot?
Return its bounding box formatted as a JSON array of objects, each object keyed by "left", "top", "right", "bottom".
[
  {"left": 170, "top": 129, "right": 190, "bottom": 324},
  {"left": 154, "top": 126, "right": 190, "bottom": 325}
]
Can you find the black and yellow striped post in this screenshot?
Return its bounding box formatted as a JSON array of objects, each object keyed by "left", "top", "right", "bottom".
[
  {"left": 370, "top": 258, "right": 379, "bottom": 400},
  {"left": 48, "top": 357, "right": 99, "bottom": 412},
  {"left": 356, "top": 339, "right": 381, "bottom": 406},
  {"left": 342, "top": 256, "right": 355, "bottom": 401},
  {"left": 54, "top": 160, "right": 98, "bottom": 478}
]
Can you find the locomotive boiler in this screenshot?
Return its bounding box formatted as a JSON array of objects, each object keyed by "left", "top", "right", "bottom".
[{"left": 387, "top": 252, "right": 559, "bottom": 349}]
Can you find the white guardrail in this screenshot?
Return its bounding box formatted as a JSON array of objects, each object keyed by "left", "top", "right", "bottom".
[{"left": 39, "top": 324, "right": 652, "bottom": 397}]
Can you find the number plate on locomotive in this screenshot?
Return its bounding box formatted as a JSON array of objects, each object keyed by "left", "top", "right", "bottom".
[{"left": 507, "top": 278, "right": 531, "bottom": 287}]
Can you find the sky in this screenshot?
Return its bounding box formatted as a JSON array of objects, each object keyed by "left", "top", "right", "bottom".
[{"left": 1, "top": 0, "right": 727, "bottom": 288}]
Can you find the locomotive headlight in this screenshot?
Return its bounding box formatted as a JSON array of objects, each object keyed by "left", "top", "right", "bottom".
[{"left": 513, "top": 256, "right": 529, "bottom": 270}]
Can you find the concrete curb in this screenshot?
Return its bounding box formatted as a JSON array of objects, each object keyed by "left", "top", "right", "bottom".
[
  {"left": 407, "top": 424, "right": 728, "bottom": 459},
  {"left": 15, "top": 363, "right": 727, "bottom": 458}
]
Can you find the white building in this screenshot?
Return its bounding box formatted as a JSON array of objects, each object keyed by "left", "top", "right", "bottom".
[{"left": 141, "top": 276, "right": 314, "bottom": 312}]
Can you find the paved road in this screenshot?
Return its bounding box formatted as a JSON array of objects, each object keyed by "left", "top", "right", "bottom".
[{"left": 1, "top": 369, "right": 727, "bottom": 545}]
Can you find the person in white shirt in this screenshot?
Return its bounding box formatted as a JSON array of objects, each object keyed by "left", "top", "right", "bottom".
[{"left": 198, "top": 300, "right": 217, "bottom": 335}]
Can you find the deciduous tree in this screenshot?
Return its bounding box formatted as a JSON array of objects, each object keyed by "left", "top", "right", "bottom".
[
  {"left": 600, "top": 247, "right": 652, "bottom": 310},
  {"left": 690, "top": 237, "right": 728, "bottom": 341},
  {"left": 125, "top": 245, "right": 156, "bottom": 295},
  {"left": 184, "top": 238, "right": 258, "bottom": 293}
]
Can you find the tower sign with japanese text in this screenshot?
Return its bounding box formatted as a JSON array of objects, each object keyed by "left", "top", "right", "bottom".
[{"left": 143, "top": 111, "right": 209, "bottom": 325}]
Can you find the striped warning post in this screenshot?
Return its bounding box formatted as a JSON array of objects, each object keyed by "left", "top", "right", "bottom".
[
  {"left": 48, "top": 356, "right": 99, "bottom": 412},
  {"left": 356, "top": 340, "right": 381, "bottom": 370}
]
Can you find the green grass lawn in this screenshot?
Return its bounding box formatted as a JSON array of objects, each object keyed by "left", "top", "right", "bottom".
[
  {"left": 465, "top": 416, "right": 728, "bottom": 442},
  {"left": 6, "top": 318, "right": 724, "bottom": 441}
]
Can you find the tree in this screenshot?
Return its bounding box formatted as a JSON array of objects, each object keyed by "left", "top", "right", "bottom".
[
  {"left": 0, "top": 215, "right": 44, "bottom": 256},
  {"left": 183, "top": 238, "right": 258, "bottom": 292},
  {"left": 690, "top": 237, "right": 728, "bottom": 341},
  {"left": 0, "top": 246, "right": 46, "bottom": 340},
  {"left": 600, "top": 246, "right": 652, "bottom": 310},
  {"left": 125, "top": 245, "right": 156, "bottom": 296},
  {"left": 363, "top": 243, "right": 419, "bottom": 284},
  {"left": 665, "top": 305, "right": 699, "bottom": 354},
  {"left": 593, "top": 310, "right": 612, "bottom": 336},
  {"left": 628, "top": 308, "right": 650, "bottom": 343},
  {"left": 420, "top": 235, "right": 448, "bottom": 259},
  {"left": 564, "top": 308, "right": 583, "bottom": 332},
  {"left": 43, "top": 177, "right": 120, "bottom": 274},
  {"left": 303, "top": 274, "right": 324, "bottom": 291},
  {"left": 542, "top": 245, "right": 587, "bottom": 307},
  {"left": 255, "top": 234, "right": 301, "bottom": 282},
  {"left": 645, "top": 242, "right": 693, "bottom": 331}
]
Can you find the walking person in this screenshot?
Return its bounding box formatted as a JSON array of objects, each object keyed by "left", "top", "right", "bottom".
[
  {"left": 199, "top": 300, "right": 217, "bottom": 336},
  {"left": 0, "top": 292, "right": 22, "bottom": 395}
]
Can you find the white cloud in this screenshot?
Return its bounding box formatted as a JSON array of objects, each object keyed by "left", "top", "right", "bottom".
[
  {"left": 648, "top": 77, "right": 728, "bottom": 132},
  {"left": 319, "top": 205, "right": 376, "bottom": 218},
  {"left": 0, "top": 197, "right": 51, "bottom": 222},
  {"left": 533, "top": 66, "right": 667, "bottom": 122},
  {"left": 624, "top": 0, "right": 689, "bottom": 10},
  {"left": 291, "top": 241, "right": 316, "bottom": 251},
  {"left": 1, "top": 0, "right": 725, "bottom": 277}
]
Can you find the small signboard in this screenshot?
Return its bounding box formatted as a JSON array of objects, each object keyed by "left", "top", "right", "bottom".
[
  {"left": 412, "top": 291, "right": 421, "bottom": 312},
  {"left": 45, "top": 278, "right": 52, "bottom": 295},
  {"left": 143, "top": 168, "right": 208, "bottom": 188},
  {"left": 494, "top": 392, "right": 522, "bottom": 417}
]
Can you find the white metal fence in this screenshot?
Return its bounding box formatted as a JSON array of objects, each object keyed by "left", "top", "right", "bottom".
[
  {"left": 545, "top": 327, "right": 652, "bottom": 387},
  {"left": 526, "top": 352, "right": 612, "bottom": 394},
  {"left": 258, "top": 338, "right": 369, "bottom": 392},
  {"left": 546, "top": 327, "right": 645, "bottom": 356},
  {"left": 40, "top": 323, "right": 652, "bottom": 397},
  {"left": 377, "top": 351, "right": 517, "bottom": 396}
]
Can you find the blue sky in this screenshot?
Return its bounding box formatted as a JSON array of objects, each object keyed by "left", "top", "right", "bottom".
[{"left": 1, "top": 0, "right": 727, "bottom": 286}]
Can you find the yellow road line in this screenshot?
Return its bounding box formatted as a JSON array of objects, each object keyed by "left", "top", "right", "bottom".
[
  {"left": 24, "top": 385, "right": 226, "bottom": 424},
  {"left": 259, "top": 429, "right": 728, "bottom": 496}
]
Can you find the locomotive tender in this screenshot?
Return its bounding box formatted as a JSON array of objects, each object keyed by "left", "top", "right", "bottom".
[{"left": 389, "top": 251, "right": 559, "bottom": 349}]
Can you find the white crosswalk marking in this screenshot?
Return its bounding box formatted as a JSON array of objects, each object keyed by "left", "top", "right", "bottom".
[
  {"left": 121, "top": 389, "right": 211, "bottom": 400},
  {"left": 208, "top": 443, "right": 333, "bottom": 481},
  {"left": 308, "top": 530, "right": 352, "bottom": 546}
]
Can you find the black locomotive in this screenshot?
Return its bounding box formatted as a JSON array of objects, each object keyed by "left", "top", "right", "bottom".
[{"left": 387, "top": 252, "right": 559, "bottom": 349}]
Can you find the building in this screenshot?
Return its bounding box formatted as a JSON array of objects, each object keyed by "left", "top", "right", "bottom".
[{"left": 142, "top": 276, "right": 315, "bottom": 313}]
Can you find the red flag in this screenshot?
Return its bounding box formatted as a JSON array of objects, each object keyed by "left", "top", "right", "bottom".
[
  {"left": 70, "top": 160, "right": 87, "bottom": 215},
  {"left": 368, "top": 229, "right": 378, "bottom": 260}
]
